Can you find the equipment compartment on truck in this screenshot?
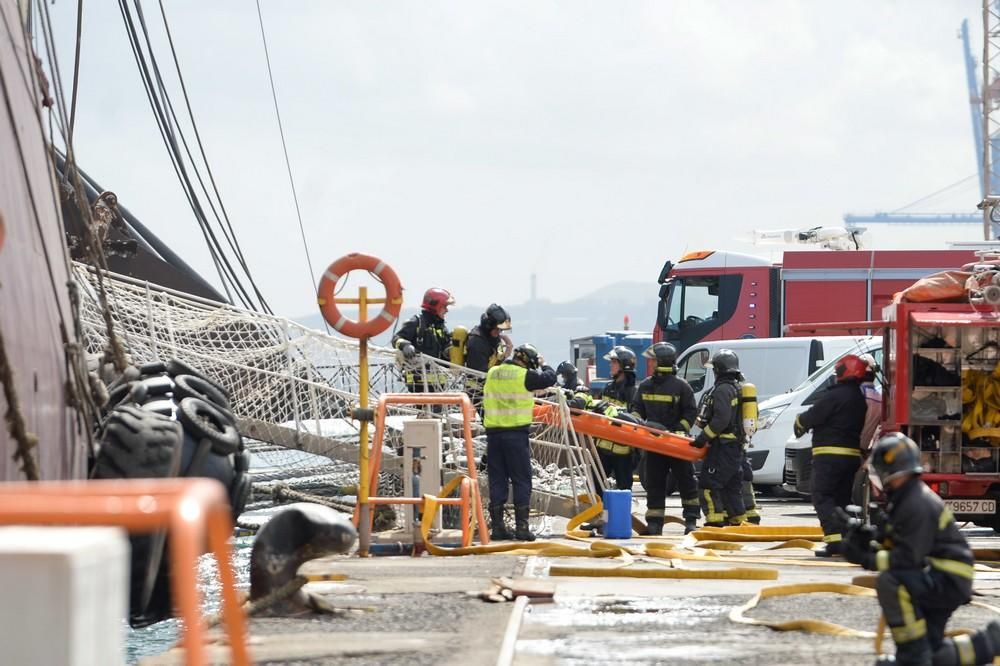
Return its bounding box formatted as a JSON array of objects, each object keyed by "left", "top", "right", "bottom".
[{"left": 885, "top": 302, "right": 1000, "bottom": 529}]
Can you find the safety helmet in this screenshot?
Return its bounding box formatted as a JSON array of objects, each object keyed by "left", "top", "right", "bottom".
[
  {"left": 556, "top": 361, "right": 577, "bottom": 382},
  {"left": 835, "top": 354, "right": 867, "bottom": 383},
  {"left": 421, "top": 288, "right": 454, "bottom": 317},
  {"left": 643, "top": 342, "right": 677, "bottom": 368},
  {"left": 481, "top": 303, "right": 512, "bottom": 331},
  {"left": 858, "top": 353, "right": 880, "bottom": 382},
  {"left": 706, "top": 349, "right": 739, "bottom": 375},
  {"left": 870, "top": 432, "right": 923, "bottom": 485},
  {"left": 603, "top": 346, "right": 637, "bottom": 372},
  {"left": 513, "top": 343, "right": 541, "bottom": 370}
]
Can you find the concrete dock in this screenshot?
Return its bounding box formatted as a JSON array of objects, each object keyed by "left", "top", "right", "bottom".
[{"left": 142, "top": 493, "right": 1000, "bottom": 665}]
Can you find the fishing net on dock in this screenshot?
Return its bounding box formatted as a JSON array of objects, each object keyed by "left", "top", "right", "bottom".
[{"left": 73, "top": 263, "right": 602, "bottom": 525}]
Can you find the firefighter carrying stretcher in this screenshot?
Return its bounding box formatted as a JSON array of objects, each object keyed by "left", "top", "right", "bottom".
[
  {"left": 690, "top": 349, "right": 748, "bottom": 526},
  {"left": 630, "top": 342, "right": 700, "bottom": 535}
]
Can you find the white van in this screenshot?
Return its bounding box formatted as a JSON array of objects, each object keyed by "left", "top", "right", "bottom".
[
  {"left": 674, "top": 336, "right": 877, "bottom": 488},
  {"left": 744, "top": 339, "right": 883, "bottom": 494}
]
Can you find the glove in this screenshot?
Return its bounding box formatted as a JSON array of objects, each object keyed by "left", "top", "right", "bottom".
[
  {"left": 690, "top": 433, "right": 709, "bottom": 449},
  {"left": 842, "top": 539, "right": 876, "bottom": 570},
  {"left": 645, "top": 420, "right": 667, "bottom": 431},
  {"left": 793, "top": 418, "right": 807, "bottom": 439},
  {"left": 401, "top": 343, "right": 417, "bottom": 360}
]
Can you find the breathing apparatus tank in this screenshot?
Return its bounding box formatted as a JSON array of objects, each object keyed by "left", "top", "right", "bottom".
[
  {"left": 740, "top": 381, "right": 758, "bottom": 439},
  {"left": 450, "top": 325, "right": 468, "bottom": 366}
]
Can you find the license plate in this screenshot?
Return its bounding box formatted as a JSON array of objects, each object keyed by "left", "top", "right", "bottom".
[{"left": 944, "top": 499, "right": 996, "bottom": 515}]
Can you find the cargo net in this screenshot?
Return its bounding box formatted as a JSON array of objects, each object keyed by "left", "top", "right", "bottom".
[{"left": 73, "top": 264, "right": 600, "bottom": 525}]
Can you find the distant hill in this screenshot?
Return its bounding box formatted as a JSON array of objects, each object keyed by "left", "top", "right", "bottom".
[{"left": 293, "top": 281, "right": 658, "bottom": 364}]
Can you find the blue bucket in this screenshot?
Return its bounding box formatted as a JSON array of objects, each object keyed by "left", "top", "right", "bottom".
[{"left": 602, "top": 489, "right": 632, "bottom": 539}]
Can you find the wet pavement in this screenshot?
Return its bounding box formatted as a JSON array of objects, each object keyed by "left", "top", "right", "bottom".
[
  {"left": 515, "top": 493, "right": 1000, "bottom": 666},
  {"left": 141, "top": 492, "right": 1000, "bottom": 665}
]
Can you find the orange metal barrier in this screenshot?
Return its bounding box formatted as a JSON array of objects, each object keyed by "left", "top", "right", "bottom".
[
  {"left": 359, "top": 393, "right": 489, "bottom": 552},
  {"left": 0, "top": 478, "right": 249, "bottom": 666}
]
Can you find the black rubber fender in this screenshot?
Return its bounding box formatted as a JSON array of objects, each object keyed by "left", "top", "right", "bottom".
[
  {"left": 91, "top": 405, "right": 183, "bottom": 480},
  {"left": 177, "top": 397, "right": 241, "bottom": 455},
  {"left": 139, "top": 398, "right": 176, "bottom": 418},
  {"left": 138, "top": 361, "right": 167, "bottom": 378},
  {"left": 106, "top": 381, "right": 134, "bottom": 410},
  {"left": 229, "top": 472, "right": 251, "bottom": 517},
  {"left": 166, "top": 359, "right": 231, "bottom": 401},
  {"left": 129, "top": 375, "right": 175, "bottom": 405},
  {"left": 173, "top": 373, "right": 232, "bottom": 412}
]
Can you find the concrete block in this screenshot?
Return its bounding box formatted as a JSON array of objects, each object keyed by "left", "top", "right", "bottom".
[{"left": 0, "top": 526, "right": 128, "bottom": 666}]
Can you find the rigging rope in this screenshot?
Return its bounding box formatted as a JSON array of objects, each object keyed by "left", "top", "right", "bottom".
[{"left": 254, "top": 0, "right": 327, "bottom": 332}]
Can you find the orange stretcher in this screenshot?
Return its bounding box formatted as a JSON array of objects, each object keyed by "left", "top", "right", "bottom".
[{"left": 533, "top": 402, "right": 706, "bottom": 462}]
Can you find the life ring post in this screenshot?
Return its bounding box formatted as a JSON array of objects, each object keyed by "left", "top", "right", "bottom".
[
  {"left": 357, "top": 285, "right": 372, "bottom": 557},
  {"left": 316, "top": 254, "right": 404, "bottom": 558}
]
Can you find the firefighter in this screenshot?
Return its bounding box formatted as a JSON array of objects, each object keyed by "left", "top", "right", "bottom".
[
  {"left": 595, "top": 346, "right": 639, "bottom": 490},
  {"left": 844, "top": 433, "right": 1000, "bottom": 665},
  {"left": 691, "top": 349, "right": 747, "bottom": 526},
  {"left": 793, "top": 353, "right": 868, "bottom": 556},
  {"left": 631, "top": 342, "right": 700, "bottom": 535},
  {"left": 482, "top": 343, "right": 557, "bottom": 541},
  {"left": 392, "top": 288, "right": 454, "bottom": 393},
  {"left": 464, "top": 304, "right": 512, "bottom": 411},
  {"left": 556, "top": 361, "right": 585, "bottom": 392}
]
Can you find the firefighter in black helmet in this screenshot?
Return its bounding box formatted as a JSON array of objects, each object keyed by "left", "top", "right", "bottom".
[
  {"left": 844, "top": 433, "right": 1000, "bottom": 665},
  {"left": 595, "top": 346, "right": 639, "bottom": 490},
  {"left": 556, "top": 361, "right": 585, "bottom": 392},
  {"left": 482, "top": 343, "right": 557, "bottom": 541},
  {"left": 691, "top": 349, "right": 747, "bottom": 526},
  {"left": 465, "top": 304, "right": 512, "bottom": 411},
  {"left": 794, "top": 353, "right": 868, "bottom": 557},
  {"left": 631, "top": 342, "right": 700, "bottom": 534}
]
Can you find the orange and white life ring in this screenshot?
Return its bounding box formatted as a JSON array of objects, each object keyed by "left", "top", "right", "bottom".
[{"left": 317, "top": 253, "right": 403, "bottom": 339}]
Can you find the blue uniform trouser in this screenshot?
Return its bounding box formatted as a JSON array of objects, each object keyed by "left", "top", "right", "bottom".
[{"left": 486, "top": 428, "right": 533, "bottom": 506}]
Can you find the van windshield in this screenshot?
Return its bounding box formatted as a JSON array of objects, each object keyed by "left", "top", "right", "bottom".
[{"left": 789, "top": 345, "right": 881, "bottom": 393}]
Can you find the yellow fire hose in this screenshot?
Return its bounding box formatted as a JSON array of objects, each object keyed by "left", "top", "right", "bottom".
[
  {"left": 729, "top": 582, "right": 878, "bottom": 638},
  {"left": 410, "top": 483, "right": 1000, "bottom": 660}
]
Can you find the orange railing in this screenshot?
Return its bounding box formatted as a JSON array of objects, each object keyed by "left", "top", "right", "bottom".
[
  {"left": 358, "top": 393, "right": 489, "bottom": 552},
  {"left": 0, "top": 478, "right": 249, "bottom": 666}
]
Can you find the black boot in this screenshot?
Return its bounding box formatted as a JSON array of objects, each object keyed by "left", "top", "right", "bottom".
[
  {"left": 514, "top": 505, "right": 536, "bottom": 542},
  {"left": 646, "top": 517, "right": 664, "bottom": 536},
  {"left": 684, "top": 519, "right": 698, "bottom": 535},
  {"left": 490, "top": 504, "right": 512, "bottom": 541},
  {"left": 933, "top": 620, "right": 1000, "bottom": 665},
  {"left": 814, "top": 541, "right": 844, "bottom": 558}
]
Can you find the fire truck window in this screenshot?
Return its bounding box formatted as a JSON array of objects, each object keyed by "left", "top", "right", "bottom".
[
  {"left": 679, "top": 277, "right": 721, "bottom": 327},
  {"left": 680, "top": 349, "right": 709, "bottom": 392}
]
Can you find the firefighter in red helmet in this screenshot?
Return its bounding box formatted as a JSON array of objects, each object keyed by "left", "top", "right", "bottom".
[
  {"left": 392, "top": 288, "right": 454, "bottom": 393},
  {"left": 793, "top": 353, "right": 868, "bottom": 556}
]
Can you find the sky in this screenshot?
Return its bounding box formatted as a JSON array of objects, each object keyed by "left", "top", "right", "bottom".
[{"left": 44, "top": 1, "right": 989, "bottom": 319}]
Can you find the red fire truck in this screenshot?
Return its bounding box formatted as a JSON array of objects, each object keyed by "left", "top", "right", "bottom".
[
  {"left": 654, "top": 249, "right": 978, "bottom": 353},
  {"left": 783, "top": 261, "right": 1000, "bottom": 530}
]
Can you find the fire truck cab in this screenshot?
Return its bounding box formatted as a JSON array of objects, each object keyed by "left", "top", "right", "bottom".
[{"left": 655, "top": 249, "right": 976, "bottom": 353}]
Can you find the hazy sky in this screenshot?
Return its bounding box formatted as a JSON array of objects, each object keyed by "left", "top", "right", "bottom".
[{"left": 47, "top": 1, "right": 987, "bottom": 319}]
